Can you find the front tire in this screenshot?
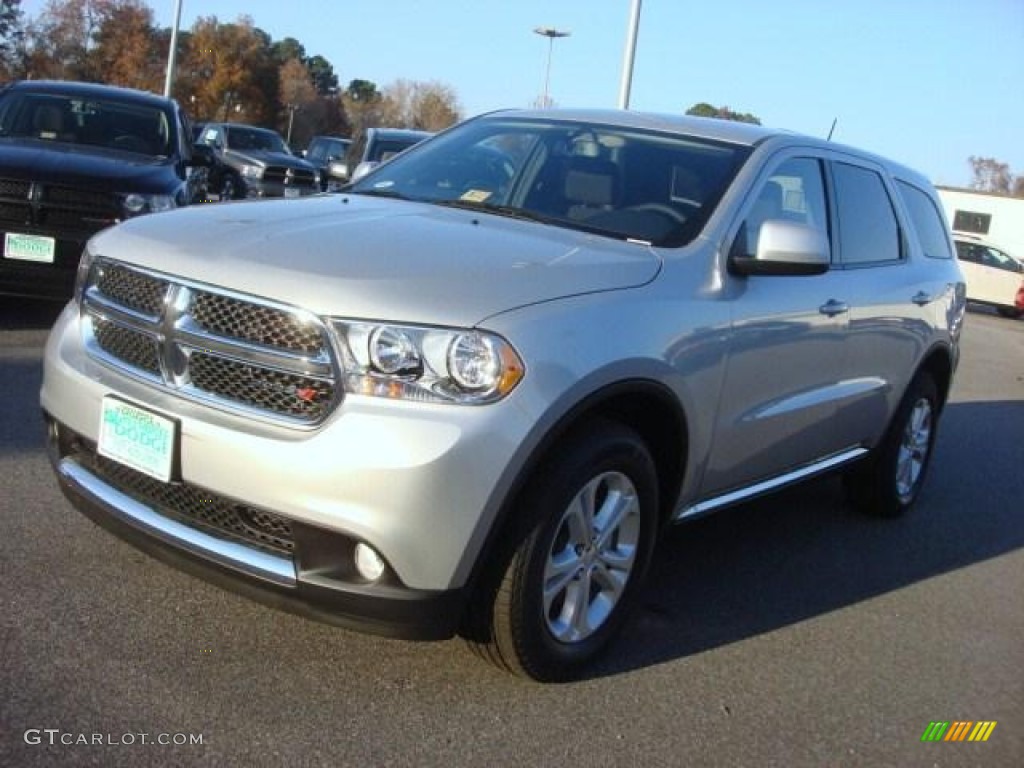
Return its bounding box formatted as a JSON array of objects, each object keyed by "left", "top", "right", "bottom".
[
  {"left": 220, "top": 175, "right": 238, "bottom": 201},
  {"left": 844, "top": 372, "right": 939, "bottom": 517},
  {"left": 467, "top": 420, "right": 659, "bottom": 682}
]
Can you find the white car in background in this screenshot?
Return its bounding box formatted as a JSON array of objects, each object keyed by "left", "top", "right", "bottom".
[{"left": 953, "top": 234, "right": 1024, "bottom": 318}]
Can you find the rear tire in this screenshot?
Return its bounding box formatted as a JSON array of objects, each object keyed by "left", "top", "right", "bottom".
[
  {"left": 844, "top": 372, "right": 939, "bottom": 517},
  {"left": 464, "top": 420, "right": 659, "bottom": 682}
]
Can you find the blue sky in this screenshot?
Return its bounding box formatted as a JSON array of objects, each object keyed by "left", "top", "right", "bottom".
[{"left": 22, "top": 0, "right": 1024, "bottom": 186}]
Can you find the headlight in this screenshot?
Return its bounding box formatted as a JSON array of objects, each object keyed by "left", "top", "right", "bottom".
[
  {"left": 123, "top": 193, "right": 176, "bottom": 215},
  {"left": 240, "top": 164, "right": 264, "bottom": 179},
  {"left": 369, "top": 326, "right": 421, "bottom": 375},
  {"left": 332, "top": 320, "right": 524, "bottom": 404}
]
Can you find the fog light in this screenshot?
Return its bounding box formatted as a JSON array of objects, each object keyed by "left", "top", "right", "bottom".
[{"left": 354, "top": 542, "right": 386, "bottom": 582}]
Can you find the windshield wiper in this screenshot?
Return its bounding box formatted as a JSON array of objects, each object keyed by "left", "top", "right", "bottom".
[
  {"left": 349, "top": 187, "right": 413, "bottom": 201},
  {"left": 432, "top": 198, "right": 557, "bottom": 226}
]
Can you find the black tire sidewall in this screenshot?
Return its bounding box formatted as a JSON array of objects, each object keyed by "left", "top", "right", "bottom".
[
  {"left": 508, "top": 422, "right": 659, "bottom": 679},
  {"left": 850, "top": 372, "right": 939, "bottom": 517}
]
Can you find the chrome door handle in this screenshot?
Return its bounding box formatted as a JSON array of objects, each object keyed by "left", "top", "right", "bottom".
[
  {"left": 819, "top": 299, "right": 849, "bottom": 317},
  {"left": 911, "top": 291, "right": 934, "bottom": 306}
]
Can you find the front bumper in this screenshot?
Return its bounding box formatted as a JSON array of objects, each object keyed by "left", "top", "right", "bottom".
[
  {"left": 40, "top": 303, "right": 533, "bottom": 640},
  {"left": 45, "top": 415, "right": 466, "bottom": 640},
  {"left": 1, "top": 227, "right": 88, "bottom": 300}
]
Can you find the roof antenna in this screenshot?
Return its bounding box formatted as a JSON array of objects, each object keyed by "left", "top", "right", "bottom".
[{"left": 827, "top": 118, "right": 837, "bottom": 141}]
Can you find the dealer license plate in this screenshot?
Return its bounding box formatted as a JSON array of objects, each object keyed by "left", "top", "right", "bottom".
[
  {"left": 3, "top": 232, "right": 56, "bottom": 263},
  {"left": 98, "top": 397, "right": 176, "bottom": 482}
]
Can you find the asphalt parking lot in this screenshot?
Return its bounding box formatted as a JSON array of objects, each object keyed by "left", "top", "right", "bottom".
[{"left": 1, "top": 299, "right": 1021, "bottom": 767}]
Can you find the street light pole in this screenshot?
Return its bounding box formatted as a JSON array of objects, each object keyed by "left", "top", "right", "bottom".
[
  {"left": 533, "top": 27, "right": 570, "bottom": 108},
  {"left": 617, "top": 0, "right": 642, "bottom": 109},
  {"left": 163, "top": 0, "right": 184, "bottom": 98}
]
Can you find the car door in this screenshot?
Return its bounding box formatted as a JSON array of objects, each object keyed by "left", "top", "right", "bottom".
[
  {"left": 702, "top": 154, "right": 851, "bottom": 495},
  {"left": 825, "top": 161, "right": 948, "bottom": 450},
  {"left": 955, "top": 240, "right": 999, "bottom": 304}
]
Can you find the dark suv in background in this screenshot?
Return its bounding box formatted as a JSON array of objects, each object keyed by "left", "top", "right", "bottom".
[
  {"left": 0, "top": 80, "right": 208, "bottom": 300},
  {"left": 195, "top": 122, "right": 319, "bottom": 200},
  {"left": 304, "top": 135, "right": 350, "bottom": 191},
  {"left": 324, "top": 127, "right": 432, "bottom": 188}
]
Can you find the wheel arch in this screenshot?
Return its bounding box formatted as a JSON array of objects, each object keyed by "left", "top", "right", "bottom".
[
  {"left": 458, "top": 378, "right": 689, "bottom": 637},
  {"left": 917, "top": 342, "right": 955, "bottom": 413}
]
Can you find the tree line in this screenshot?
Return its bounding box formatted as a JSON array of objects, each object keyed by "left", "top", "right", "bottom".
[{"left": 0, "top": 0, "right": 462, "bottom": 147}]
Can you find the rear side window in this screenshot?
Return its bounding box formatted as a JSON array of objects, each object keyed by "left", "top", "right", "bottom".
[
  {"left": 896, "top": 181, "right": 953, "bottom": 259},
  {"left": 833, "top": 163, "right": 901, "bottom": 265}
]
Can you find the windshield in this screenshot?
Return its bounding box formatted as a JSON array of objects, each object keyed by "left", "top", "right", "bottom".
[
  {"left": 224, "top": 126, "right": 289, "bottom": 153},
  {"left": 348, "top": 116, "right": 750, "bottom": 246},
  {"left": 0, "top": 90, "right": 173, "bottom": 157}
]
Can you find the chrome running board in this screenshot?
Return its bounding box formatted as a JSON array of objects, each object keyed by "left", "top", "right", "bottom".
[{"left": 673, "top": 447, "right": 868, "bottom": 522}]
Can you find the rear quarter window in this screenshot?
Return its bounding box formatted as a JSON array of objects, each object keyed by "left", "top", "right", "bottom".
[{"left": 896, "top": 181, "right": 953, "bottom": 260}]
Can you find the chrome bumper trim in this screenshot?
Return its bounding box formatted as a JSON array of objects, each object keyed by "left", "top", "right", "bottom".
[{"left": 59, "top": 458, "right": 297, "bottom": 587}]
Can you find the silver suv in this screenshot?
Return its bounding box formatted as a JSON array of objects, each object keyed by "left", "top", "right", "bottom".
[{"left": 42, "top": 110, "right": 965, "bottom": 681}]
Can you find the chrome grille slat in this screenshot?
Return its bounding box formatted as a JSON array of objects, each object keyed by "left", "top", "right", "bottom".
[
  {"left": 81, "top": 259, "right": 339, "bottom": 425},
  {"left": 92, "top": 316, "right": 161, "bottom": 374},
  {"left": 95, "top": 262, "right": 168, "bottom": 317},
  {"left": 191, "top": 291, "right": 324, "bottom": 353},
  {"left": 188, "top": 352, "right": 333, "bottom": 420}
]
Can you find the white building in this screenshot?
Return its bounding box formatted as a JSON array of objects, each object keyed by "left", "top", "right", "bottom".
[{"left": 937, "top": 187, "right": 1024, "bottom": 257}]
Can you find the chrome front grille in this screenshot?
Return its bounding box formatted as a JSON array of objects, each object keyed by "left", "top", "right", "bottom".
[
  {"left": 189, "top": 353, "right": 333, "bottom": 420},
  {"left": 263, "top": 167, "right": 317, "bottom": 187},
  {"left": 96, "top": 262, "right": 168, "bottom": 317},
  {"left": 191, "top": 291, "right": 324, "bottom": 353},
  {"left": 92, "top": 316, "right": 161, "bottom": 374},
  {"left": 82, "top": 259, "right": 338, "bottom": 425}
]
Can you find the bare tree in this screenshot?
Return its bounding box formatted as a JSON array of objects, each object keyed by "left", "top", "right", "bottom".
[
  {"left": 968, "top": 156, "right": 1014, "bottom": 194},
  {"left": 380, "top": 78, "right": 461, "bottom": 131}
]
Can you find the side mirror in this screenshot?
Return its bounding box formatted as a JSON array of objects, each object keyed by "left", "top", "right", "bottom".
[
  {"left": 730, "top": 219, "right": 830, "bottom": 276},
  {"left": 327, "top": 160, "right": 349, "bottom": 181}
]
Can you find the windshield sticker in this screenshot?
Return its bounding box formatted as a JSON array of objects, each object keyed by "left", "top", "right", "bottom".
[{"left": 460, "top": 189, "right": 493, "bottom": 203}]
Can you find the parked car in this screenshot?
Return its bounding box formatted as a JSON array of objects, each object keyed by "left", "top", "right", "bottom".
[
  {"left": 195, "top": 122, "right": 319, "bottom": 200},
  {"left": 0, "top": 79, "right": 209, "bottom": 300},
  {"left": 42, "top": 109, "right": 965, "bottom": 681},
  {"left": 303, "top": 135, "right": 351, "bottom": 191},
  {"left": 952, "top": 233, "right": 1024, "bottom": 318},
  {"left": 325, "top": 127, "right": 432, "bottom": 187}
]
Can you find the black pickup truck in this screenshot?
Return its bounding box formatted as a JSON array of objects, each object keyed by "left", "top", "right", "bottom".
[{"left": 0, "top": 80, "right": 209, "bottom": 301}]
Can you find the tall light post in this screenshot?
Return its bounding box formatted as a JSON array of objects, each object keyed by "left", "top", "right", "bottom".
[
  {"left": 533, "top": 27, "right": 570, "bottom": 109},
  {"left": 163, "top": 0, "right": 184, "bottom": 97},
  {"left": 618, "top": 0, "right": 642, "bottom": 109}
]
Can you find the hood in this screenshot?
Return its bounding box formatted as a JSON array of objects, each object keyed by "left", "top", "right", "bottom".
[
  {"left": 0, "top": 138, "right": 179, "bottom": 193},
  {"left": 92, "top": 195, "right": 662, "bottom": 327},
  {"left": 224, "top": 148, "right": 314, "bottom": 171}
]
